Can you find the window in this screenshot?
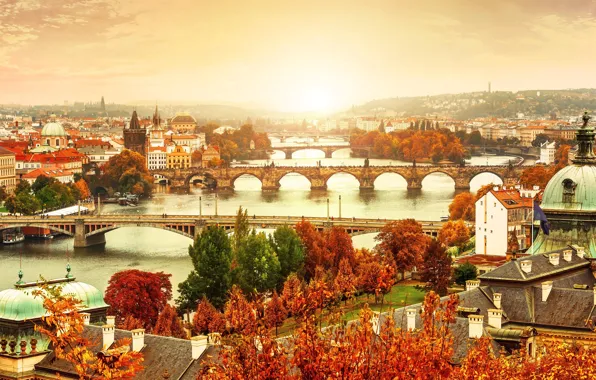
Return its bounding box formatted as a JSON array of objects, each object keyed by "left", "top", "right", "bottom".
[{"left": 562, "top": 178, "right": 576, "bottom": 204}]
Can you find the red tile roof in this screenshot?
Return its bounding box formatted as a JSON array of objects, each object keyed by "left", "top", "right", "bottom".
[{"left": 491, "top": 189, "right": 533, "bottom": 210}]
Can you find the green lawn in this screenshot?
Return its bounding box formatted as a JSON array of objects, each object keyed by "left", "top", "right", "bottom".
[
  {"left": 275, "top": 284, "right": 426, "bottom": 336},
  {"left": 0, "top": 206, "right": 7, "bottom": 213}
]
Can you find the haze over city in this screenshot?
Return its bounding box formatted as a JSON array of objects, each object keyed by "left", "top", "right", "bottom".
[{"left": 2, "top": 0, "right": 596, "bottom": 112}]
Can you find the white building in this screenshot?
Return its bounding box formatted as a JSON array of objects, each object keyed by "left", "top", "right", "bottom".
[
  {"left": 170, "top": 133, "right": 205, "bottom": 150},
  {"left": 356, "top": 117, "right": 380, "bottom": 132},
  {"left": 147, "top": 146, "right": 167, "bottom": 170},
  {"left": 540, "top": 141, "right": 556, "bottom": 165},
  {"left": 475, "top": 186, "right": 540, "bottom": 256}
]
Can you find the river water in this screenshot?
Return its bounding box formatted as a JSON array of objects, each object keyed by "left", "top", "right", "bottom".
[{"left": 0, "top": 137, "right": 522, "bottom": 293}]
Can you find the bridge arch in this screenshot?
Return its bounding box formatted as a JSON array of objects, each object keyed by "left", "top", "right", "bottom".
[
  {"left": 325, "top": 171, "right": 363, "bottom": 188},
  {"left": 181, "top": 170, "right": 217, "bottom": 187},
  {"left": 469, "top": 170, "right": 505, "bottom": 190},
  {"left": 287, "top": 147, "right": 327, "bottom": 159},
  {"left": 371, "top": 171, "right": 408, "bottom": 188},
  {"left": 276, "top": 171, "right": 312, "bottom": 189},
  {"left": 421, "top": 170, "right": 457, "bottom": 188},
  {"left": 230, "top": 172, "right": 263, "bottom": 190},
  {"left": 85, "top": 224, "right": 195, "bottom": 239},
  {"left": 0, "top": 224, "right": 75, "bottom": 236}
]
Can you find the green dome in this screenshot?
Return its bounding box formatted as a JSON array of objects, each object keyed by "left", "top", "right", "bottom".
[
  {"left": 0, "top": 281, "right": 108, "bottom": 321},
  {"left": 41, "top": 122, "right": 67, "bottom": 137},
  {"left": 541, "top": 164, "right": 596, "bottom": 211}
]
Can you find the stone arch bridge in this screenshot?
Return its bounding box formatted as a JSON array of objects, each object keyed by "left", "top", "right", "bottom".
[
  {"left": 0, "top": 215, "right": 447, "bottom": 248},
  {"left": 268, "top": 144, "right": 351, "bottom": 159},
  {"left": 152, "top": 165, "right": 523, "bottom": 191}
]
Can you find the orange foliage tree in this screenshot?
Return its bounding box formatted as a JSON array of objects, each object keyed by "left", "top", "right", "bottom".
[
  {"left": 33, "top": 283, "right": 144, "bottom": 379},
  {"left": 448, "top": 192, "right": 475, "bottom": 221},
  {"left": 375, "top": 219, "right": 429, "bottom": 278},
  {"left": 152, "top": 304, "right": 187, "bottom": 339},
  {"left": 74, "top": 178, "right": 91, "bottom": 199},
  {"left": 520, "top": 166, "right": 555, "bottom": 189},
  {"left": 419, "top": 240, "right": 453, "bottom": 296},
  {"left": 193, "top": 297, "right": 224, "bottom": 335},
  {"left": 438, "top": 219, "right": 471, "bottom": 249},
  {"left": 264, "top": 291, "right": 287, "bottom": 336}
]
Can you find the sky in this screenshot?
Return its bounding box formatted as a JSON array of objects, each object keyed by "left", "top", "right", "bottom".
[{"left": 1, "top": 0, "right": 596, "bottom": 112}]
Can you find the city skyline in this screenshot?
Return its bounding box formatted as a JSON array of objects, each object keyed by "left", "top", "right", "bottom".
[{"left": 1, "top": 0, "right": 596, "bottom": 112}]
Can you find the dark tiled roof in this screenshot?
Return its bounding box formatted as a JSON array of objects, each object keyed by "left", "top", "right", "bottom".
[
  {"left": 35, "top": 326, "right": 212, "bottom": 379},
  {"left": 532, "top": 287, "right": 595, "bottom": 329},
  {"left": 479, "top": 249, "right": 590, "bottom": 282}
]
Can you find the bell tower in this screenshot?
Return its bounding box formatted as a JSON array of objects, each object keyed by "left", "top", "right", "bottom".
[{"left": 123, "top": 110, "right": 147, "bottom": 156}]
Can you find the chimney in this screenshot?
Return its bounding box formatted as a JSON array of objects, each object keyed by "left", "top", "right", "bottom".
[
  {"left": 492, "top": 186, "right": 499, "bottom": 191},
  {"left": 563, "top": 249, "right": 573, "bottom": 262},
  {"left": 548, "top": 253, "right": 560, "bottom": 266},
  {"left": 577, "top": 247, "right": 586, "bottom": 259},
  {"left": 191, "top": 335, "right": 209, "bottom": 360},
  {"left": 81, "top": 313, "right": 90, "bottom": 326},
  {"left": 468, "top": 315, "right": 484, "bottom": 339},
  {"left": 102, "top": 325, "right": 115, "bottom": 349},
  {"left": 406, "top": 309, "right": 417, "bottom": 331},
  {"left": 106, "top": 315, "right": 116, "bottom": 326},
  {"left": 533, "top": 185, "right": 540, "bottom": 191},
  {"left": 520, "top": 260, "right": 532, "bottom": 274},
  {"left": 131, "top": 329, "right": 145, "bottom": 352},
  {"left": 541, "top": 281, "right": 553, "bottom": 302},
  {"left": 465, "top": 280, "right": 480, "bottom": 291},
  {"left": 487, "top": 309, "right": 503, "bottom": 329},
  {"left": 493, "top": 293, "right": 502, "bottom": 309},
  {"left": 208, "top": 333, "right": 221, "bottom": 345},
  {"left": 593, "top": 288, "right": 596, "bottom": 306}
]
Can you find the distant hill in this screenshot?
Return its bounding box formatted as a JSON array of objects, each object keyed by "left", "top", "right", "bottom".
[{"left": 348, "top": 88, "right": 596, "bottom": 119}]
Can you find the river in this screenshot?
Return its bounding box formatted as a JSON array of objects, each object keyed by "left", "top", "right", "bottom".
[{"left": 0, "top": 138, "right": 523, "bottom": 293}]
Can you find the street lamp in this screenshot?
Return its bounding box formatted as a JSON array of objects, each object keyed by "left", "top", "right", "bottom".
[
  {"left": 199, "top": 196, "right": 202, "bottom": 217},
  {"left": 215, "top": 194, "right": 218, "bottom": 217},
  {"left": 326, "top": 198, "right": 330, "bottom": 220},
  {"left": 339, "top": 195, "right": 342, "bottom": 219}
]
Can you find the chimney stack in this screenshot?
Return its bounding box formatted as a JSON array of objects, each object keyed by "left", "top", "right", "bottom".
[
  {"left": 563, "top": 249, "right": 573, "bottom": 262},
  {"left": 106, "top": 316, "right": 116, "bottom": 326},
  {"left": 468, "top": 315, "right": 484, "bottom": 339},
  {"left": 548, "top": 253, "right": 560, "bottom": 266},
  {"left": 81, "top": 313, "right": 90, "bottom": 326},
  {"left": 577, "top": 247, "right": 586, "bottom": 259},
  {"left": 541, "top": 281, "right": 553, "bottom": 302},
  {"left": 371, "top": 311, "right": 381, "bottom": 335},
  {"left": 131, "top": 329, "right": 145, "bottom": 352},
  {"left": 520, "top": 260, "right": 532, "bottom": 274},
  {"left": 191, "top": 335, "right": 209, "bottom": 360},
  {"left": 487, "top": 309, "right": 502, "bottom": 329},
  {"left": 406, "top": 309, "right": 417, "bottom": 331},
  {"left": 493, "top": 293, "right": 502, "bottom": 309},
  {"left": 465, "top": 280, "right": 480, "bottom": 291},
  {"left": 102, "top": 325, "right": 115, "bottom": 349}
]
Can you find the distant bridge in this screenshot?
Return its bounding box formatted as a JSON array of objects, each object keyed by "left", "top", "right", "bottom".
[
  {"left": 267, "top": 132, "right": 351, "bottom": 143},
  {"left": 268, "top": 144, "right": 352, "bottom": 159},
  {"left": 0, "top": 215, "right": 448, "bottom": 248},
  {"left": 151, "top": 164, "right": 523, "bottom": 191}
]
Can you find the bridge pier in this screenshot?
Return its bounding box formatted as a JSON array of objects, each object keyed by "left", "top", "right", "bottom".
[
  {"left": 406, "top": 178, "right": 422, "bottom": 190},
  {"left": 310, "top": 176, "right": 327, "bottom": 191},
  {"left": 359, "top": 176, "right": 374, "bottom": 190},
  {"left": 262, "top": 175, "right": 281, "bottom": 191},
  {"left": 74, "top": 219, "right": 106, "bottom": 248},
  {"left": 216, "top": 178, "right": 234, "bottom": 191},
  {"left": 454, "top": 177, "right": 471, "bottom": 191},
  {"left": 324, "top": 149, "right": 333, "bottom": 159}
]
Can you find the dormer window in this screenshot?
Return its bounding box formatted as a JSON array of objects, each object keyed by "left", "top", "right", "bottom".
[{"left": 562, "top": 178, "right": 576, "bottom": 204}]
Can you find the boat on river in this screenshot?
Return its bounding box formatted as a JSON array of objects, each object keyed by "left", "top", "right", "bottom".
[{"left": 3, "top": 231, "right": 25, "bottom": 244}]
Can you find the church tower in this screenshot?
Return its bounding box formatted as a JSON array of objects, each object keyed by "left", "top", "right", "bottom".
[{"left": 124, "top": 110, "right": 147, "bottom": 156}]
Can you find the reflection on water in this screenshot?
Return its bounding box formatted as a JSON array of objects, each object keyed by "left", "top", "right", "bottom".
[{"left": 0, "top": 145, "right": 516, "bottom": 293}]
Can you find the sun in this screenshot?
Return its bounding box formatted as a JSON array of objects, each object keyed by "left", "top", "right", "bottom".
[{"left": 297, "top": 87, "right": 333, "bottom": 112}]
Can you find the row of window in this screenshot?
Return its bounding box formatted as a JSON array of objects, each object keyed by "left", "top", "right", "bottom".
[{"left": 0, "top": 158, "right": 13, "bottom": 166}]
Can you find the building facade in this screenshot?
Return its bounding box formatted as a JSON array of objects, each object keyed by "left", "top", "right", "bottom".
[
  {"left": 166, "top": 145, "right": 191, "bottom": 169},
  {"left": 147, "top": 146, "right": 167, "bottom": 170},
  {"left": 539, "top": 141, "right": 556, "bottom": 165},
  {"left": 169, "top": 113, "right": 197, "bottom": 134},
  {"left": 0, "top": 147, "right": 16, "bottom": 192}
]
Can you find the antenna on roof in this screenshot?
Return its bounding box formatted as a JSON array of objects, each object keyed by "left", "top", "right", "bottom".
[{"left": 16, "top": 252, "right": 24, "bottom": 285}]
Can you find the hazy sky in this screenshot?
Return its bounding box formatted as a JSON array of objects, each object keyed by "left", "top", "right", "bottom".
[{"left": 1, "top": 0, "right": 596, "bottom": 112}]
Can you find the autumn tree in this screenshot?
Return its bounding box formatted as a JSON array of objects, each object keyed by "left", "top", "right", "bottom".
[
  {"left": 153, "top": 304, "right": 187, "bottom": 339},
  {"left": 74, "top": 178, "right": 92, "bottom": 199},
  {"left": 295, "top": 220, "right": 329, "bottom": 280},
  {"left": 324, "top": 226, "right": 356, "bottom": 274},
  {"left": 101, "top": 149, "right": 153, "bottom": 196},
  {"left": 333, "top": 258, "right": 357, "bottom": 304},
  {"left": 375, "top": 219, "right": 429, "bottom": 279},
  {"left": 448, "top": 191, "right": 475, "bottom": 221},
  {"left": 453, "top": 261, "right": 477, "bottom": 286},
  {"left": 193, "top": 297, "right": 219, "bottom": 334},
  {"left": 520, "top": 165, "right": 555, "bottom": 189},
  {"left": 280, "top": 273, "right": 307, "bottom": 317},
  {"left": 264, "top": 291, "right": 287, "bottom": 336},
  {"left": 224, "top": 286, "right": 256, "bottom": 335},
  {"left": 233, "top": 206, "right": 250, "bottom": 252},
  {"left": 438, "top": 219, "right": 471, "bottom": 249},
  {"left": 177, "top": 226, "right": 232, "bottom": 311},
  {"left": 104, "top": 269, "right": 172, "bottom": 330},
  {"left": 269, "top": 225, "right": 305, "bottom": 281},
  {"left": 475, "top": 182, "right": 497, "bottom": 200},
  {"left": 120, "top": 315, "right": 144, "bottom": 330},
  {"left": 235, "top": 230, "right": 281, "bottom": 295},
  {"left": 554, "top": 144, "right": 570, "bottom": 171},
  {"left": 34, "top": 283, "right": 144, "bottom": 379},
  {"left": 419, "top": 240, "right": 453, "bottom": 296}
]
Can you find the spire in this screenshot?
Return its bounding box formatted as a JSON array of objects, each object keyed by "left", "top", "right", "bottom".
[
  {"left": 130, "top": 110, "right": 140, "bottom": 130},
  {"left": 572, "top": 112, "right": 596, "bottom": 165},
  {"left": 153, "top": 105, "right": 160, "bottom": 128}
]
